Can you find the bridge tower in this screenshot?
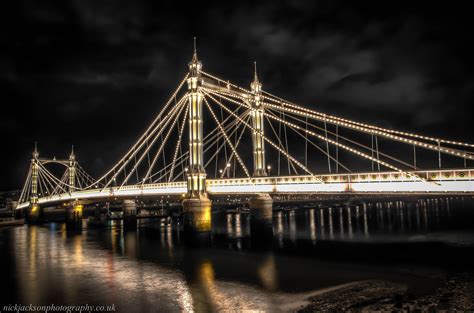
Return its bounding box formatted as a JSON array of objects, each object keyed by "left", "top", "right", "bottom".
[
  {"left": 65, "top": 146, "right": 83, "bottom": 229},
  {"left": 31, "top": 143, "right": 39, "bottom": 205},
  {"left": 182, "top": 39, "right": 212, "bottom": 233},
  {"left": 68, "top": 145, "right": 76, "bottom": 193},
  {"left": 250, "top": 62, "right": 267, "bottom": 177},
  {"left": 27, "top": 143, "right": 42, "bottom": 223},
  {"left": 249, "top": 63, "right": 273, "bottom": 240}
]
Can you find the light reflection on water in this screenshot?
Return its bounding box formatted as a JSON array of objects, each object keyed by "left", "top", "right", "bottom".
[{"left": 1, "top": 197, "right": 474, "bottom": 311}]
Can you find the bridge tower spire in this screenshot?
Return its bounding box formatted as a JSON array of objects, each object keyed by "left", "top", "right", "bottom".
[
  {"left": 186, "top": 36, "right": 206, "bottom": 196},
  {"left": 250, "top": 62, "right": 267, "bottom": 177},
  {"left": 30, "top": 142, "right": 39, "bottom": 205},
  {"left": 68, "top": 145, "right": 76, "bottom": 193},
  {"left": 182, "top": 37, "right": 212, "bottom": 233}
]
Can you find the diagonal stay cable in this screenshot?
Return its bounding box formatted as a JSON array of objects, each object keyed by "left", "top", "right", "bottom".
[
  {"left": 203, "top": 88, "right": 317, "bottom": 179},
  {"left": 203, "top": 95, "right": 251, "bottom": 179}
]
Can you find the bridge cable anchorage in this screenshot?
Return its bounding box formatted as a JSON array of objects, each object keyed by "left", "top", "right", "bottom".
[
  {"left": 202, "top": 94, "right": 252, "bottom": 179},
  {"left": 90, "top": 74, "right": 189, "bottom": 188},
  {"left": 204, "top": 87, "right": 429, "bottom": 183},
  {"left": 264, "top": 112, "right": 352, "bottom": 173},
  {"left": 202, "top": 88, "right": 319, "bottom": 180},
  {"left": 102, "top": 93, "right": 188, "bottom": 190},
  {"left": 265, "top": 107, "right": 417, "bottom": 170},
  {"left": 138, "top": 99, "right": 188, "bottom": 186},
  {"left": 259, "top": 98, "right": 474, "bottom": 160},
  {"left": 260, "top": 90, "right": 474, "bottom": 149}
]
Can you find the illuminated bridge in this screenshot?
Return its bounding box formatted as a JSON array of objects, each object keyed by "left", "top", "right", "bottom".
[{"left": 16, "top": 41, "right": 474, "bottom": 231}]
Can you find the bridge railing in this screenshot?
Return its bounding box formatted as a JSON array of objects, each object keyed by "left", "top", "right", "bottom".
[{"left": 16, "top": 169, "right": 474, "bottom": 209}]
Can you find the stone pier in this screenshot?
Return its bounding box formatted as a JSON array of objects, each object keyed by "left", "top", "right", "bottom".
[
  {"left": 66, "top": 203, "right": 83, "bottom": 229},
  {"left": 122, "top": 199, "right": 138, "bottom": 229},
  {"left": 249, "top": 193, "right": 273, "bottom": 241},
  {"left": 26, "top": 204, "right": 42, "bottom": 224},
  {"left": 182, "top": 195, "right": 212, "bottom": 234}
]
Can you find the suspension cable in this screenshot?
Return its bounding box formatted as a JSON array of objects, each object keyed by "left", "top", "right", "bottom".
[
  {"left": 202, "top": 89, "right": 316, "bottom": 178},
  {"left": 203, "top": 95, "right": 251, "bottom": 179}
]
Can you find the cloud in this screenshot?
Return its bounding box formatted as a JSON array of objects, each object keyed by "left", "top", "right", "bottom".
[{"left": 1, "top": 1, "right": 474, "bottom": 189}]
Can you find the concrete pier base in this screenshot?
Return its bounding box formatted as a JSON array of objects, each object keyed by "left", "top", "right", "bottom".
[
  {"left": 182, "top": 195, "right": 212, "bottom": 234},
  {"left": 249, "top": 193, "right": 274, "bottom": 242},
  {"left": 26, "top": 204, "right": 42, "bottom": 224},
  {"left": 15, "top": 208, "right": 24, "bottom": 220},
  {"left": 66, "top": 203, "right": 83, "bottom": 229},
  {"left": 122, "top": 199, "right": 138, "bottom": 230}
]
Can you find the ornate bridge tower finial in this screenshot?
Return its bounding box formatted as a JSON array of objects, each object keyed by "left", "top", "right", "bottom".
[{"left": 250, "top": 62, "right": 267, "bottom": 177}]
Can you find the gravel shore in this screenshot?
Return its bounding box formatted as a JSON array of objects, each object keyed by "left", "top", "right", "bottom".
[{"left": 297, "top": 272, "right": 474, "bottom": 312}]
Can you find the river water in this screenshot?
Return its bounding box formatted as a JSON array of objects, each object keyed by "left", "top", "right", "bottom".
[{"left": 1, "top": 196, "right": 474, "bottom": 312}]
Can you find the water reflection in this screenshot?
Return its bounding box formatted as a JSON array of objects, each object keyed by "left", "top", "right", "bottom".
[
  {"left": 264, "top": 197, "right": 474, "bottom": 244},
  {"left": 2, "top": 197, "right": 474, "bottom": 311}
]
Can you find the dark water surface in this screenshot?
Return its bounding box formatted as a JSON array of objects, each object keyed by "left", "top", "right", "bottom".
[{"left": 1, "top": 197, "right": 474, "bottom": 312}]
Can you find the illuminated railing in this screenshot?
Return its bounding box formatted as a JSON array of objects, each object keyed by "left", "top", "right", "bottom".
[{"left": 15, "top": 169, "right": 474, "bottom": 209}]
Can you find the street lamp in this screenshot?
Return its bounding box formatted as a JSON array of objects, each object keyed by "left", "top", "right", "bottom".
[
  {"left": 226, "top": 163, "right": 231, "bottom": 178},
  {"left": 267, "top": 165, "right": 272, "bottom": 175}
]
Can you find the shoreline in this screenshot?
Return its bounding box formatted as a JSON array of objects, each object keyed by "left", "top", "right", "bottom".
[{"left": 296, "top": 272, "right": 474, "bottom": 312}]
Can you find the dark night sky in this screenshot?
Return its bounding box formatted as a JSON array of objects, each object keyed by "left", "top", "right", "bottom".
[{"left": 1, "top": 1, "right": 474, "bottom": 191}]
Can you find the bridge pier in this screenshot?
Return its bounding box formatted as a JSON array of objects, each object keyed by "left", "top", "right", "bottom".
[
  {"left": 122, "top": 199, "right": 138, "bottom": 230},
  {"left": 249, "top": 193, "right": 273, "bottom": 241},
  {"left": 182, "top": 196, "right": 212, "bottom": 234},
  {"left": 26, "top": 204, "right": 43, "bottom": 224},
  {"left": 66, "top": 203, "right": 83, "bottom": 229}
]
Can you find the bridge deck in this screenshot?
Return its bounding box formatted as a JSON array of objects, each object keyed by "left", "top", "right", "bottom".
[{"left": 16, "top": 168, "right": 474, "bottom": 209}]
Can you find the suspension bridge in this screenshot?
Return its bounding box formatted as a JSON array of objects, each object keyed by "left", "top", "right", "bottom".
[{"left": 15, "top": 42, "right": 474, "bottom": 232}]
